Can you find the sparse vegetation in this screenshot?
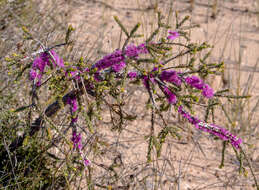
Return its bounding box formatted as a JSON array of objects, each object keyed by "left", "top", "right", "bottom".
[{"left": 1, "top": 0, "right": 259, "bottom": 189}]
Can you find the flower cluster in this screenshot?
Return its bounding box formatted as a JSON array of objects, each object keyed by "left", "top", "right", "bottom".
[
  {"left": 127, "top": 71, "right": 138, "bottom": 79},
  {"left": 167, "top": 30, "right": 180, "bottom": 40},
  {"left": 67, "top": 96, "right": 78, "bottom": 125},
  {"left": 140, "top": 70, "right": 180, "bottom": 105},
  {"left": 178, "top": 106, "right": 242, "bottom": 149},
  {"left": 137, "top": 31, "right": 181, "bottom": 103},
  {"left": 94, "top": 43, "right": 148, "bottom": 73},
  {"left": 112, "top": 61, "right": 126, "bottom": 72},
  {"left": 95, "top": 49, "right": 125, "bottom": 71},
  {"left": 29, "top": 50, "right": 64, "bottom": 86},
  {"left": 185, "top": 75, "right": 214, "bottom": 98},
  {"left": 162, "top": 87, "right": 177, "bottom": 104},
  {"left": 160, "top": 70, "right": 182, "bottom": 86},
  {"left": 125, "top": 43, "right": 148, "bottom": 57},
  {"left": 71, "top": 131, "right": 82, "bottom": 150},
  {"left": 140, "top": 70, "right": 214, "bottom": 107},
  {"left": 71, "top": 130, "right": 91, "bottom": 166},
  {"left": 67, "top": 96, "right": 91, "bottom": 166},
  {"left": 67, "top": 96, "right": 78, "bottom": 114}
]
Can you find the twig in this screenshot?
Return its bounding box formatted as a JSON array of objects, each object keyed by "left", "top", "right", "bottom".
[
  {"left": 240, "top": 146, "right": 259, "bottom": 190},
  {"left": 3, "top": 137, "right": 20, "bottom": 190}
]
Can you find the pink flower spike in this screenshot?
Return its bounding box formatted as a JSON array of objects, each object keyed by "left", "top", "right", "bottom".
[
  {"left": 125, "top": 44, "right": 139, "bottom": 57},
  {"left": 142, "top": 75, "right": 155, "bottom": 90},
  {"left": 163, "top": 87, "right": 177, "bottom": 104},
  {"left": 29, "top": 50, "right": 64, "bottom": 84},
  {"left": 167, "top": 30, "right": 180, "bottom": 40},
  {"left": 202, "top": 84, "right": 214, "bottom": 98},
  {"left": 83, "top": 68, "right": 90, "bottom": 72},
  {"left": 29, "top": 69, "right": 37, "bottom": 80},
  {"left": 185, "top": 75, "right": 204, "bottom": 90},
  {"left": 160, "top": 70, "right": 182, "bottom": 86},
  {"left": 71, "top": 131, "right": 82, "bottom": 150},
  {"left": 36, "top": 80, "right": 41, "bottom": 87},
  {"left": 33, "top": 56, "right": 46, "bottom": 72},
  {"left": 128, "top": 72, "right": 137, "bottom": 79},
  {"left": 185, "top": 76, "right": 214, "bottom": 98},
  {"left": 112, "top": 61, "right": 126, "bottom": 72},
  {"left": 35, "top": 73, "right": 43, "bottom": 86},
  {"left": 67, "top": 97, "right": 78, "bottom": 113},
  {"left": 137, "top": 43, "right": 148, "bottom": 54},
  {"left": 49, "top": 50, "right": 64, "bottom": 68},
  {"left": 84, "top": 158, "right": 91, "bottom": 166},
  {"left": 71, "top": 116, "right": 78, "bottom": 123},
  {"left": 95, "top": 49, "right": 124, "bottom": 71},
  {"left": 178, "top": 106, "right": 242, "bottom": 149}
]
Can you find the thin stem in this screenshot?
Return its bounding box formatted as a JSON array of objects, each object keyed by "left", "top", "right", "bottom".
[{"left": 240, "top": 147, "right": 259, "bottom": 190}]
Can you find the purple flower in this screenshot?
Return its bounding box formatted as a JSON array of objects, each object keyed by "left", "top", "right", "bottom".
[
  {"left": 163, "top": 87, "right": 177, "bottom": 104},
  {"left": 30, "top": 50, "right": 64, "bottom": 85},
  {"left": 178, "top": 106, "right": 242, "bottom": 149},
  {"left": 29, "top": 69, "right": 37, "bottom": 80},
  {"left": 112, "top": 61, "right": 126, "bottom": 72},
  {"left": 94, "top": 72, "right": 102, "bottom": 82},
  {"left": 71, "top": 131, "right": 91, "bottom": 167},
  {"left": 142, "top": 75, "right": 155, "bottom": 90},
  {"left": 137, "top": 43, "right": 148, "bottom": 54},
  {"left": 84, "top": 158, "right": 90, "bottom": 166},
  {"left": 70, "top": 70, "right": 80, "bottom": 79},
  {"left": 83, "top": 68, "right": 90, "bottom": 72},
  {"left": 125, "top": 43, "right": 148, "bottom": 58},
  {"left": 185, "top": 75, "right": 214, "bottom": 98},
  {"left": 36, "top": 80, "right": 41, "bottom": 87},
  {"left": 152, "top": 67, "right": 159, "bottom": 72},
  {"left": 32, "top": 50, "right": 64, "bottom": 71},
  {"left": 160, "top": 70, "right": 182, "bottom": 86},
  {"left": 94, "top": 43, "right": 147, "bottom": 72},
  {"left": 32, "top": 56, "right": 47, "bottom": 73},
  {"left": 178, "top": 106, "right": 200, "bottom": 125},
  {"left": 198, "top": 123, "right": 242, "bottom": 149},
  {"left": 95, "top": 50, "right": 124, "bottom": 71},
  {"left": 67, "top": 97, "right": 78, "bottom": 113},
  {"left": 35, "top": 73, "right": 43, "bottom": 86},
  {"left": 167, "top": 30, "right": 180, "bottom": 40},
  {"left": 125, "top": 44, "right": 139, "bottom": 57},
  {"left": 71, "top": 116, "right": 78, "bottom": 123},
  {"left": 71, "top": 131, "right": 82, "bottom": 150},
  {"left": 202, "top": 84, "right": 214, "bottom": 98},
  {"left": 66, "top": 67, "right": 80, "bottom": 80},
  {"left": 49, "top": 50, "right": 64, "bottom": 68},
  {"left": 142, "top": 76, "right": 150, "bottom": 90},
  {"left": 128, "top": 71, "right": 137, "bottom": 79},
  {"left": 185, "top": 76, "right": 204, "bottom": 90}
]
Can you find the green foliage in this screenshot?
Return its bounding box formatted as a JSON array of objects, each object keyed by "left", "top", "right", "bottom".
[{"left": 0, "top": 111, "right": 66, "bottom": 189}]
